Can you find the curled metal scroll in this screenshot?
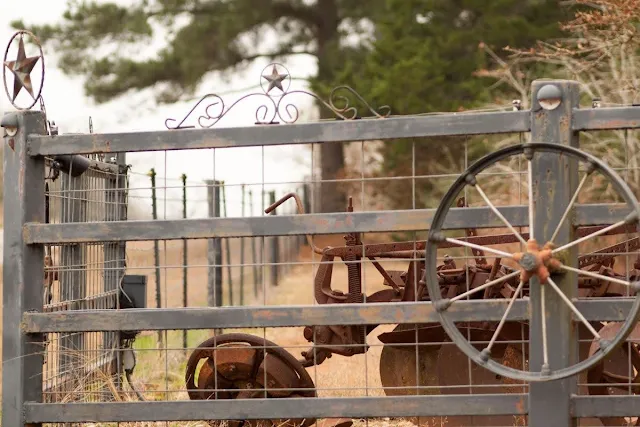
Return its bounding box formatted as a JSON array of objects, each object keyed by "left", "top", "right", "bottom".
[{"left": 165, "top": 63, "right": 390, "bottom": 130}]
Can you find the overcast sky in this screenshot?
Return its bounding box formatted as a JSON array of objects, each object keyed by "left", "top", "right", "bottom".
[{"left": 0, "top": 1, "right": 319, "bottom": 219}]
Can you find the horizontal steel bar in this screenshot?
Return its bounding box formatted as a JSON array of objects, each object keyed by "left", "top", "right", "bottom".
[
  {"left": 22, "top": 203, "right": 628, "bottom": 244},
  {"left": 22, "top": 299, "right": 632, "bottom": 333},
  {"left": 27, "top": 110, "right": 531, "bottom": 156},
  {"left": 24, "top": 394, "right": 528, "bottom": 422},
  {"left": 572, "top": 395, "right": 640, "bottom": 417},
  {"left": 573, "top": 106, "right": 640, "bottom": 131},
  {"left": 86, "top": 157, "right": 122, "bottom": 175},
  {"left": 43, "top": 290, "right": 118, "bottom": 313}
]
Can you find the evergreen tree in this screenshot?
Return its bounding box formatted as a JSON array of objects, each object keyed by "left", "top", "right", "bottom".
[
  {"left": 13, "top": 0, "right": 384, "bottom": 213},
  {"left": 331, "top": 0, "right": 577, "bottom": 211}
]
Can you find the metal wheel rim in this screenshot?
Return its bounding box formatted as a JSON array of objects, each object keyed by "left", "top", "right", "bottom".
[{"left": 425, "top": 142, "right": 640, "bottom": 382}]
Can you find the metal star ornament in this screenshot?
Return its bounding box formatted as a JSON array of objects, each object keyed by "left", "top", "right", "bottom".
[
  {"left": 261, "top": 64, "right": 289, "bottom": 94},
  {"left": 3, "top": 30, "right": 45, "bottom": 110}
]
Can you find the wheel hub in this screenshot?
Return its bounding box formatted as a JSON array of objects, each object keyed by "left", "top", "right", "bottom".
[{"left": 513, "top": 239, "right": 561, "bottom": 284}]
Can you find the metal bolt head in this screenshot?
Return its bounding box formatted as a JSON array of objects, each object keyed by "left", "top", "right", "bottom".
[
  {"left": 1, "top": 113, "right": 18, "bottom": 137},
  {"left": 518, "top": 253, "right": 538, "bottom": 272},
  {"left": 3, "top": 126, "right": 17, "bottom": 137},
  {"left": 512, "top": 99, "right": 522, "bottom": 111},
  {"left": 536, "top": 84, "right": 562, "bottom": 110}
]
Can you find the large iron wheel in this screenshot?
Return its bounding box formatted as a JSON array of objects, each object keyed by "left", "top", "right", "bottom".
[
  {"left": 185, "top": 333, "right": 317, "bottom": 427},
  {"left": 425, "top": 142, "right": 640, "bottom": 382}
]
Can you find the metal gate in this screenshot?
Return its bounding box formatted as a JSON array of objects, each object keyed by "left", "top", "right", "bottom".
[{"left": 3, "top": 36, "right": 640, "bottom": 426}]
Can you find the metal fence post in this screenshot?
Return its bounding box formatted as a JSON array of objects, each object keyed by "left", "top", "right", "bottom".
[
  {"left": 149, "top": 168, "right": 162, "bottom": 346},
  {"left": 2, "top": 110, "right": 46, "bottom": 426},
  {"left": 301, "top": 183, "right": 311, "bottom": 248},
  {"left": 249, "top": 189, "right": 259, "bottom": 297},
  {"left": 240, "top": 184, "right": 246, "bottom": 305},
  {"left": 221, "top": 182, "right": 233, "bottom": 305},
  {"left": 206, "top": 180, "right": 223, "bottom": 309},
  {"left": 528, "top": 80, "right": 581, "bottom": 427},
  {"left": 181, "top": 173, "right": 188, "bottom": 350},
  {"left": 104, "top": 152, "right": 127, "bottom": 390},
  {"left": 269, "top": 190, "right": 279, "bottom": 286}
]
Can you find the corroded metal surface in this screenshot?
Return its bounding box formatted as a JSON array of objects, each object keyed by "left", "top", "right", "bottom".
[
  {"left": 185, "top": 333, "right": 321, "bottom": 427},
  {"left": 254, "top": 191, "right": 640, "bottom": 426},
  {"left": 587, "top": 322, "right": 640, "bottom": 426}
]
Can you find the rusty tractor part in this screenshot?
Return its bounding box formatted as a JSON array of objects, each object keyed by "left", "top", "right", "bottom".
[
  {"left": 260, "top": 175, "right": 640, "bottom": 425},
  {"left": 185, "top": 333, "right": 326, "bottom": 427},
  {"left": 587, "top": 322, "right": 640, "bottom": 426}
]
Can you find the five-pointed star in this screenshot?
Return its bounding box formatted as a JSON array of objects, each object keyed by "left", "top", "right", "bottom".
[
  {"left": 4, "top": 36, "right": 40, "bottom": 102},
  {"left": 262, "top": 65, "right": 288, "bottom": 94}
]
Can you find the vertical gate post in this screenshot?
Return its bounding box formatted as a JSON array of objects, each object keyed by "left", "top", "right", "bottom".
[
  {"left": 104, "top": 153, "right": 127, "bottom": 390},
  {"left": 2, "top": 110, "right": 47, "bottom": 426},
  {"left": 206, "top": 180, "right": 223, "bottom": 309},
  {"left": 528, "top": 80, "right": 580, "bottom": 427},
  {"left": 240, "top": 184, "right": 245, "bottom": 305},
  {"left": 181, "top": 173, "right": 188, "bottom": 349}
]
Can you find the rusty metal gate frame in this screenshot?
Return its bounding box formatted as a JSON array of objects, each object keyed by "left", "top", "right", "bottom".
[{"left": 3, "top": 79, "right": 640, "bottom": 426}]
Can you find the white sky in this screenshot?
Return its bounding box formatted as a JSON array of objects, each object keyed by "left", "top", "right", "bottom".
[{"left": 0, "top": 0, "right": 320, "bottom": 219}]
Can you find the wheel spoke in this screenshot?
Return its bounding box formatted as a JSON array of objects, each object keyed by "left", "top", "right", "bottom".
[
  {"left": 475, "top": 184, "right": 528, "bottom": 246},
  {"left": 444, "top": 237, "right": 514, "bottom": 259},
  {"left": 559, "top": 264, "right": 633, "bottom": 288},
  {"left": 485, "top": 280, "right": 525, "bottom": 353},
  {"left": 550, "top": 172, "right": 591, "bottom": 244},
  {"left": 540, "top": 285, "right": 550, "bottom": 371},
  {"left": 546, "top": 277, "right": 601, "bottom": 339},
  {"left": 450, "top": 271, "right": 521, "bottom": 303},
  {"left": 552, "top": 220, "right": 627, "bottom": 255}
]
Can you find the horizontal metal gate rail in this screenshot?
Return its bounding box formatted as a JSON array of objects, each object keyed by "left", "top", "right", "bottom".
[
  {"left": 21, "top": 395, "right": 640, "bottom": 423},
  {"left": 21, "top": 203, "right": 632, "bottom": 243},
  {"left": 22, "top": 299, "right": 636, "bottom": 333},
  {"left": 25, "top": 106, "right": 640, "bottom": 156},
  {"left": 3, "top": 79, "right": 640, "bottom": 426}
]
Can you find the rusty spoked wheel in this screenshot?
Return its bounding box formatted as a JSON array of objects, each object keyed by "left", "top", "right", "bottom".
[
  {"left": 185, "top": 333, "right": 317, "bottom": 427},
  {"left": 426, "top": 142, "right": 640, "bottom": 382},
  {"left": 587, "top": 322, "right": 640, "bottom": 426}
]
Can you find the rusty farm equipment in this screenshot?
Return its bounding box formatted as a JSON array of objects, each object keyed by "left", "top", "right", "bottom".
[{"left": 185, "top": 143, "right": 640, "bottom": 426}]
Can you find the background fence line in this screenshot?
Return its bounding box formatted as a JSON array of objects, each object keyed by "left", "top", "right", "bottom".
[{"left": 144, "top": 174, "right": 312, "bottom": 325}]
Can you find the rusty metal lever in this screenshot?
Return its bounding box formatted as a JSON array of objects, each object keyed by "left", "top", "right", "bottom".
[{"left": 264, "top": 192, "right": 324, "bottom": 254}]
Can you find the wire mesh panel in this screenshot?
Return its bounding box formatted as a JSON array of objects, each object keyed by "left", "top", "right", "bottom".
[
  {"left": 4, "top": 77, "right": 640, "bottom": 427},
  {"left": 41, "top": 154, "right": 129, "bottom": 404}
]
